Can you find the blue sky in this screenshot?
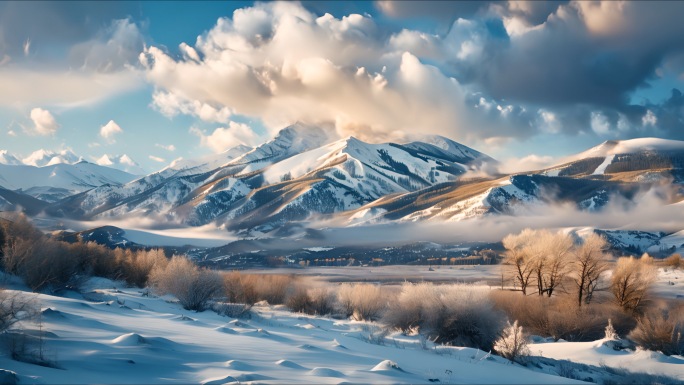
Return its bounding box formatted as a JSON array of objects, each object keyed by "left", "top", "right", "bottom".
[{"left": 1, "top": 1, "right": 684, "bottom": 173}]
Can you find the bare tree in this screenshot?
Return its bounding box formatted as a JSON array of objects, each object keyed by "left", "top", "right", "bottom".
[
  {"left": 502, "top": 229, "right": 536, "bottom": 295},
  {"left": 503, "top": 229, "right": 572, "bottom": 297},
  {"left": 611, "top": 256, "right": 656, "bottom": 313},
  {"left": 538, "top": 231, "right": 573, "bottom": 297},
  {"left": 572, "top": 233, "right": 611, "bottom": 307}
]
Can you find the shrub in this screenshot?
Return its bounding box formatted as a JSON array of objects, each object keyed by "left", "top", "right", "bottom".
[
  {"left": 223, "top": 273, "right": 298, "bottom": 305},
  {"left": 611, "top": 256, "right": 656, "bottom": 313},
  {"left": 305, "top": 287, "right": 336, "bottom": 316},
  {"left": 629, "top": 305, "right": 683, "bottom": 356},
  {"left": 491, "top": 291, "right": 635, "bottom": 342},
  {"left": 150, "top": 256, "right": 222, "bottom": 311},
  {"left": 664, "top": 254, "right": 682, "bottom": 269},
  {"left": 494, "top": 320, "right": 530, "bottom": 364},
  {"left": 285, "top": 285, "right": 311, "bottom": 313},
  {"left": 348, "top": 283, "right": 387, "bottom": 321},
  {"left": 223, "top": 272, "right": 258, "bottom": 305},
  {"left": 384, "top": 283, "right": 504, "bottom": 350},
  {"left": 0, "top": 290, "right": 37, "bottom": 333},
  {"left": 120, "top": 249, "right": 168, "bottom": 287}
]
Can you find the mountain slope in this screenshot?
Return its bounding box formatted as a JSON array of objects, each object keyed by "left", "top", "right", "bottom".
[
  {"left": 44, "top": 125, "right": 493, "bottom": 231},
  {"left": 0, "top": 161, "right": 138, "bottom": 201},
  {"left": 543, "top": 138, "right": 684, "bottom": 182}
]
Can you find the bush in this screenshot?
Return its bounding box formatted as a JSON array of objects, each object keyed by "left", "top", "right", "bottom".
[
  {"left": 3, "top": 237, "right": 84, "bottom": 291},
  {"left": 305, "top": 287, "right": 336, "bottom": 316},
  {"left": 664, "top": 254, "right": 682, "bottom": 269},
  {"left": 337, "top": 283, "right": 388, "bottom": 321},
  {"left": 0, "top": 290, "right": 37, "bottom": 333},
  {"left": 384, "top": 283, "right": 504, "bottom": 350},
  {"left": 629, "top": 305, "right": 683, "bottom": 356},
  {"left": 494, "top": 320, "right": 530, "bottom": 363},
  {"left": 285, "top": 285, "right": 311, "bottom": 313},
  {"left": 491, "top": 291, "right": 635, "bottom": 342},
  {"left": 223, "top": 273, "right": 297, "bottom": 306},
  {"left": 120, "top": 249, "right": 168, "bottom": 287},
  {"left": 211, "top": 302, "right": 251, "bottom": 318},
  {"left": 150, "top": 256, "right": 222, "bottom": 311}
]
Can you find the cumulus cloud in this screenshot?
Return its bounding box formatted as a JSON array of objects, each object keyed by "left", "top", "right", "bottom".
[
  {"left": 141, "top": 2, "right": 539, "bottom": 144},
  {"left": 137, "top": 1, "right": 684, "bottom": 145},
  {"left": 29, "top": 107, "right": 59, "bottom": 135},
  {"left": 100, "top": 120, "right": 123, "bottom": 142},
  {"left": 152, "top": 91, "right": 232, "bottom": 123},
  {"left": 190, "top": 122, "right": 262, "bottom": 153}
]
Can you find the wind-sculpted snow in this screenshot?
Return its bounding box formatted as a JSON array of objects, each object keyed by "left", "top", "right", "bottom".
[{"left": 0, "top": 278, "right": 680, "bottom": 384}]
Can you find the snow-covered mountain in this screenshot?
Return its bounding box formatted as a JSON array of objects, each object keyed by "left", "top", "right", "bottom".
[
  {"left": 8, "top": 132, "right": 684, "bottom": 235},
  {"left": 0, "top": 161, "right": 138, "bottom": 203},
  {"left": 22, "top": 149, "right": 81, "bottom": 167},
  {"left": 45, "top": 124, "right": 493, "bottom": 231},
  {"left": 160, "top": 144, "right": 253, "bottom": 177},
  {"left": 0, "top": 150, "right": 22, "bottom": 165},
  {"left": 543, "top": 137, "right": 684, "bottom": 182},
  {"left": 95, "top": 154, "right": 146, "bottom": 175}
]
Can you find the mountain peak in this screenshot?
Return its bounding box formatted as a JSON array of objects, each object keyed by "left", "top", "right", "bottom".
[
  {"left": 0, "top": 150, "right": 23, "bottom": 166},
  {"left": 577, "top": 137, "right": 684, "bottom": 160},
  {"left": 23, "top": 148, "right": 80, "bottom": 167},
  {"left": 95, "top": 154, "right": 144, "bottom": 175}
]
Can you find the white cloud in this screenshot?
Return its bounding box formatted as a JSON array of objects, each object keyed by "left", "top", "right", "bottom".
[
  {"left": 69, "top": 18, "right": 144, "bottom": 73},
  {"left": 149, "top": 155, "right": 165, "bottom": 163},
  {"left": 190, "top": 122, "right": 261, "bottom": 153},
  {"left": 155, "top": 143, "right": 176, "bottom": 152},
  {"left": 497, "top": 154, "right": 557, "bottom": 174},
  {"left": 538, "top": 109, "right": 561, "bottom": 134},
  {"left": 590, "top": 111, "right": 611, "bottom": 135},
  {"left": 7, "top": 130, "right": 16, "bottom": 137},
  {"left": 152, "top": 91, "right": 232, "bottom": 123},
  {"left": 23, "top": 38, "right": 30, "bottom": 57},
  {"left": 100, "top": 120, "right": 123, "bottom": 142},
  {"left": 0, "top": 69, "right": 142, "bottom": 108},
  {"left": 642, "top": 109, "right": 657, "bottom": 127},
  {"left": 30, "top": 107, "right": 59, "bottom": 135},
  {"left": 140, "top": 2, "right": 523, "bottom": 143}
]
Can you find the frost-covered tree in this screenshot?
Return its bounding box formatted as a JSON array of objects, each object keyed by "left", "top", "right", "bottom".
[
  {"left": 502, "top": 229, "right": 572, "bottom": 297},
  {"left": 502, "top": 229, "right": 537, "bottom": 295},
  {"left": 494, "top": 320, "right": 530, "bottom": 364},
  {"left": 611, "top": 256, "right": 656, "bottom": 313},
  {"left": 572, "top": 233, "right": 611, "bottom": 307}
]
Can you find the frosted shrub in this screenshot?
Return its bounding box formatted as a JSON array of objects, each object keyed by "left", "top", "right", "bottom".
[
  {"left": 629, "top": 306, "right": 684, "bottom": 356},
  {"left": 337, "top": 283, "right": 388, "bottom": 321},
  {"left": 494, "top": 320, "right": 529, "bottom": 364},
  {"left": 384, "top": 283, "right": 504, "bottom": 350},
  {"left": 150, "top": 256, "right": 222, "bottom": 311},
  {"left": 604, "top": 319, "right": 618, "bottom": 340}
]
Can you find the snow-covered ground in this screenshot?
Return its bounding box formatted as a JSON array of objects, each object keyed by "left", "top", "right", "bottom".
[{"left": 0, "top": 268, "right": 682, "bottom": 384}]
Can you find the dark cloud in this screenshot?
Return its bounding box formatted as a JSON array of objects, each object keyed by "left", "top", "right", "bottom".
[
  {"left": 376, "top": 0, "right": 494, "bottom": 21},
  {"left": 0, "top": 1, "right": 139, "bottom": 61}
]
